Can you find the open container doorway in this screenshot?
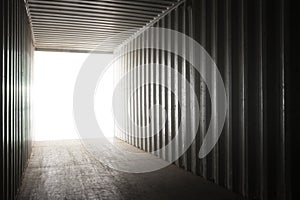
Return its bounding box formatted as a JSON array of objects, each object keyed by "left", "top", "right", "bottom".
[{"left": 32, "top": 51, "right": 115, "bottom": 141}]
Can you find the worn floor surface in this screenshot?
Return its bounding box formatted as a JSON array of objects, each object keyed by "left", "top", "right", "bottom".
[{"left": 17, "top": 140, "right": 242, "bottom": 200}]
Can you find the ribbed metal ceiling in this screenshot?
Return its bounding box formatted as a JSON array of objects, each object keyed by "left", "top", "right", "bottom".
[{"left": 26, "top": 0, "right": 179, "bottom": 53}]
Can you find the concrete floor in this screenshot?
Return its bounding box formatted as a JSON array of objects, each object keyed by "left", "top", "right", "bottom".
[{"left": 17, "top": 140, "right": 243, "bottom": 200}]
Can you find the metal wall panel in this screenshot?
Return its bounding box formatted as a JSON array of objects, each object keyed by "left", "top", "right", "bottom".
[
  {"left": 114, "top": 0, "right": 292, "bottom": 199},
  {"left": 26, "top": 0, "right": 178, "bottom": 53},
  {"left": 1, "top": 0, "right": 34, "bottom": 199}
]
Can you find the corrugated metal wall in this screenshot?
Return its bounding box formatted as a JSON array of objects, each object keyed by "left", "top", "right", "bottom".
[
  {"left": 1, "top": 0, "right": 34, "bottom": 199},
  {"left": 114, "top": 0, "right": 292, "bottom": 199}
]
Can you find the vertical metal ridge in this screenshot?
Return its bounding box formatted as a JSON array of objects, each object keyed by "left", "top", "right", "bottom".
[
  {"left": 180, "top": 2, "right": 188, "bottom": 170},
  {"left": 160, "top": 17, "right": 166, "bottom": 160},
  {"left": 156, "top": 22, "right": 161, "bottom": 155},
  {"left": 197, "top": 0, "right": 207, "bottom": 178},
  {"left": 141, "top": 31, "right": 146, "bottom": 150},
  {"left": 242, "top": 0, "right": 249, "bottom": 196},
  {"left": 188, "top": 0, "right": 197, "bottom": 175},
  {"left": 283, "top": 0, "right": 292, "bottom": 198},
  {"left": 150, "top": 26, "right": 155, "bottom": 154},
  {"left": 145, "top": 28, "right": 150, "bottom": 152},
  {"left": 211, "top": 0, "right": 219, "bottom": 185},
  {"left": 173, "top": 8, "right": 180, "bottom": 167},
  {"left": 279, "top": 0, "right": 286, "bottom": 199},
  {"left": 166, "top": 13, "right": 172, "bottom": 161},
  {"left": 0, "top": 0, "right": 4, "bottom": 197},
  {"left": 258, "top": 0, "right": 265, "bottom": 198},
  {"left": 225, "top": 0, "right": 233, "bottom": 190}
]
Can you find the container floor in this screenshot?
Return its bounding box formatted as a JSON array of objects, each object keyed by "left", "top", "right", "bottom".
[{"left": 17, "top": 140, "right": 242, "bottom": 200}]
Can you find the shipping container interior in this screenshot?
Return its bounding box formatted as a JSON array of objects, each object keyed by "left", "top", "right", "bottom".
[{"left": 1, "top": 0, "right": 295, "bottom": 200}]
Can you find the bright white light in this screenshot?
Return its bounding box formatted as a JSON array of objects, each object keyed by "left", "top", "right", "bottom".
[
  {"left": 94, "top": 65, "right": 115, "bottom": 138},
  {"left": 33, "top": 51, "right": 114, "bottom": 141}
]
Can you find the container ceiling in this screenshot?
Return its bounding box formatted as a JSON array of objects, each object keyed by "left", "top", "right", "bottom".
[{"left": 26, "top": 0, "right": 179, "bottom": 53}]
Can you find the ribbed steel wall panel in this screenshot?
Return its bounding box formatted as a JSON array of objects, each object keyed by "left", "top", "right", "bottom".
[
  {"left": 26, "top": 0, "right": 179, "bottom": 52},
  {"left": 1, "top": 0, "right": 33, "bottom": 199},
  {"left": 114, "top": 0, "right": 291, "bottom": 199}
]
